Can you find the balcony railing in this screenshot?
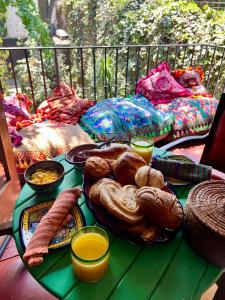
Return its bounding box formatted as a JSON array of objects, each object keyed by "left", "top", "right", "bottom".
[{"left": 0, "top": 44, "right": 225, "bottom": 112}]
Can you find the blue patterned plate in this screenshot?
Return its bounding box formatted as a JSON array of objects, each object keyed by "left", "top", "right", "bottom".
[{"left": 20, "top": 200, "right": 85, "bottom": 250}]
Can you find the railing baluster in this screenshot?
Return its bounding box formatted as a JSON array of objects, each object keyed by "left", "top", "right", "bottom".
[
  {"left": 0, "top": 80, "right": 3, "bottom": 94},
  {"left": 155, "top": 46, "right": 160, "bottom": 67},
  {"left": 114, "top": 47, "right": 118, "bottom": 97},
  {"left": 80, "top": 48, "right": 85, "bottom": 98},
  {"left": 214, "top": 47, "right": 225, "bottom": 97},
  {"left": 92, "top": 48, "right": 97, "bottom": 101},
  {"left": 104, "top": 48, "right": 107, "bottom": 99},
  {"left": 135, "top": 47, "right": 140, "bottom": 92},
  {"left": 67, "top": 48, "right": 73, "bottom": 89},
  {"left": 9, "top": 50, "right": 18, "bottom": 93},
  {"left": 206, "top": 46, "right": 217, "bottom": 89},
  {"left": 146, "top": 46, "right": 151, "bottom": 75},
  {"left": 198, "top": 44, "right": 203, "bottom": 64},
  {"left": 24, "top": 49, "right": 36, "bottom": 110},
  {"left": 125, "top": 47, "right": 130, "bottom": 97},
  {"left": 39, "top": 49, "right": 47, "bottom": 99},
  {"left": 173, "top": 46, "right": 178, "bottom": 69},
  {"left": 202, "top": 45, "right": 208, "bottom": 67},
  {"left": 189, "top": 45, "right": 196, "bottom": 66},
  {"left": 166, "top": 46, "right": 170, "bottom": 63},
  {"left": 54, "top": 48, "right": 60, "bottom": 87},
  {"left": 182, "top": 46, "right": 187, "bottom": 67}
]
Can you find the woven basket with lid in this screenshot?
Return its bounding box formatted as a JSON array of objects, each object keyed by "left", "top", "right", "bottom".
[{"left": 184, "top": 180, "right": 225, "bottom": 267}]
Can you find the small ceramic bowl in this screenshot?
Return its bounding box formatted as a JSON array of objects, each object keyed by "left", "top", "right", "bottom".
[
  {"left": 65, "top": 144, "right": 98, "bottom": 168},
  {"left": 24, "top": 160, "right": 64, "bottom": 193}
]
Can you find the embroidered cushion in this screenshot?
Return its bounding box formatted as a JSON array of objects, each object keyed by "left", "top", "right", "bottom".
[
  {"left": 45, "top": 82, "right": 95, "bottom": 124},
  {"left": 171, "top": 66, "right": 210, "bottom": 97},
  {"left": 152, "top": 96, "right": 218, "bottom": 140},
  {"left": 136, "top": 62, "right": 190, "bottom": 101},
  {"left": 80, "top": 95, "right": 174, "bottom": 142}
]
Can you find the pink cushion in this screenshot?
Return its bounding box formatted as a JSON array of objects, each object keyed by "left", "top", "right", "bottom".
[{"left": 136, "top": 62, "right": 190, "bottom": 101}]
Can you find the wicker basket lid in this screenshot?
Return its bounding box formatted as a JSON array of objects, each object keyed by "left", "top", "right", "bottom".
[{"left": 186, "top": 180, "right": 225, "bottom": 238}]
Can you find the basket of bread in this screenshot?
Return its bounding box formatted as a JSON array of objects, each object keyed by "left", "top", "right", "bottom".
[{"left": 83, "top": 143, "right": 183, "bottom": 245}]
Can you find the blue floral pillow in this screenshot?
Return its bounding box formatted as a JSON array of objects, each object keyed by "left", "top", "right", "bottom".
[{"left": 80, "top": 95, "right": 174, "bottom": 141}]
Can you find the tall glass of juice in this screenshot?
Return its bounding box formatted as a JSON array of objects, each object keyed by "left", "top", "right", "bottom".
[
  {"left": 71, "top": 226, "right": 109, "bottom": 282},
  {"left": 131, "top": 136, "right": 154, "bottom": 163}
]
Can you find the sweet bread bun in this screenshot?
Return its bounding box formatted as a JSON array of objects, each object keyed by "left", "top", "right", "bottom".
[
  {"left": 113, "top": 152, "right": 146, "bottom": 185},
  {"left": 87, "top": 144, "right": 131, "bottom": 159},
  {"left": 84, "top": 156, "right": 110, "bottom": 181},
  {"left": 128, "top": 222, "right": 158, "bottom": 242},
  {"left": 89, "top": 178, "right": 120, "bottom": 206},
  {"left": 135, "top": 166, "right": 166, "bottom": 189},
  {"left": 99, "top": 182, "right": 143, "bottom": 224},
  {"left": 136, "top": 187, "right": 183, "bottom": 229}
]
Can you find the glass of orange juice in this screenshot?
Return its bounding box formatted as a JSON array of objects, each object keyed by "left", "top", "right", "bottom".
[
  {"left": 131, "top": 136, "right": 154, "bottom": 163},
  {"left": 71, "top": 226, "right": 109, "bottom": 282}
]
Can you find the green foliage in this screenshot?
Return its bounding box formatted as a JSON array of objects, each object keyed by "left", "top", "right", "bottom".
[
  {"left": 0, "top": 38, "right": 9, "bottom": 92},
  {"left": 0, "top": 0, "right": 53, "bottom": 101},
  {"left": 0, "top": 0, "right": 9, "bottom": 37},
  {"left": 59, "top": 0, "right": 225, "bottom": 99},
  {"left": 1, "top": 0, "right": 52, "bottom": 45}
]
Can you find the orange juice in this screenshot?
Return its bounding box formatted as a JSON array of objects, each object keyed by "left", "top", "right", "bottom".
[
  {"left": 71, "top": 227, "right": 109, "bottom": 282},
  {"left": 131, "top": 136, "right": 154, "bottom": 163}
]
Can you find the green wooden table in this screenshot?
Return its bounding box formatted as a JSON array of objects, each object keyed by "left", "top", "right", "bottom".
[{"left": 13, "top": 152, "right": 223, "bottom": 300}]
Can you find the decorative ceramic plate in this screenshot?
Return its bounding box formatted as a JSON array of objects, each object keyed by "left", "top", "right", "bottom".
[
  {"left": 83, "top": 175, "right": 182, "bottom": 246},
  {"left": 20, "top": 200, "right": 85, "bottom": 250},
  {"left": 165, "top": 154, "right": 194, "bottom": 186}
]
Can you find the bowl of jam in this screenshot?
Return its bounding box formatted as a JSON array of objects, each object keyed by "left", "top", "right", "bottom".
[{"left": 65, "top": 144, "right": 98, "bottom": 168}]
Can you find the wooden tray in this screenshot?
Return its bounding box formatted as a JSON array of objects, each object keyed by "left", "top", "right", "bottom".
[{"left": 83, "top": 175, "right": 183, "bottom": 245}]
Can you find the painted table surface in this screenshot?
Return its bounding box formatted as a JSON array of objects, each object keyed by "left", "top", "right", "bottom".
[{"left": 13, "top": 150, "right": 223, "bottom": 300}]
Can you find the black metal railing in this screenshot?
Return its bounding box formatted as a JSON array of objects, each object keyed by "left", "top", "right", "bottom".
[{"left": 0, "top": 44, "right": 225, "bottom": 112}]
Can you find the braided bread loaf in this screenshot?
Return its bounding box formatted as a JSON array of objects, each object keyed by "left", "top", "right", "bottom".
[{"left": 23, "top": 188, "right": 81, "bottom": 266}]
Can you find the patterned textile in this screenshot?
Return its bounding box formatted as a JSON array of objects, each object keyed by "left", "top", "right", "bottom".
[
  {"left": 171, "top": 66, "right": 210, "bottom": 97},
  {"left": 8, "top": 127, "right": 23, "bottom": 147},
  {"left": 3, "top": 94, "right": 32, "bottom": 127},
  {"left": 80, "top": 95, "right": 174, "bottom": 141},
  {"left": 152, "top": 96, "right": 218, "bottom": 139},
  {"left": 13, "top": 121, "right": 94, "bottom": 172},
  {"left": 136, "top": 62, "right": 190, "bottom": 102},
  {"left": 152, "top": 157, "right": 212, "bottom": 183},
  {"left": 36, "top": 82, "right": 95, "bottom": 124}
]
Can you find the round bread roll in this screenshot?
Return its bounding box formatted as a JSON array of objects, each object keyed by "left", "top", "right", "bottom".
[
  {"left": 89, "top": 178, "right": 121, "bottom": 206},
  {"left": 135, "top": 166, "right": 166, "bottom": 189},
  {"left": 87, "top": 144, "right": 131, "bottom": 159},
  {"left": 84, "top": 156, "right": 110, "bottom": 181},
  {"left": 99, "top": 181, "right": 143, "bottom": 224},
  {"left": 113, "top": 152, "right": 146, "bottom": 185},
  {"left": 136, "top": 187, "right": 183, "bottom": 229}
]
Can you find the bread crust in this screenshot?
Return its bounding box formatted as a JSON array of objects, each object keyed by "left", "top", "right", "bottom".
[
  {"left": 89, "top": 178, "right": 121, "bottom": 206},
  {"left": 113, "top": 152, "right": 146, "bottom": 185},
  {"left": 99, "top": 182, "right": 143, "bottom": 224},
  {"left": 135, "top": 166, "right": 166, "bottom": 189},
  {"left": 84, "top": 156, "right": 110, "bottom": 181},
  {"left": 136, "top": 187, "right": 183, "bottom": 229},
  {"left": 87, "top": 144, "right": 131, "bottom": 159}
]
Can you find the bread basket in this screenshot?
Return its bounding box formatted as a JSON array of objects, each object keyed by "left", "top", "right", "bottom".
[{"left": 184, "top": 180, "right": 225, "bottom": 267}]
